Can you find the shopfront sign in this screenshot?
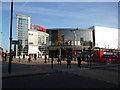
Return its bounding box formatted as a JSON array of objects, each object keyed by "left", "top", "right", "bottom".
[{"left": 30, "top": 24, "right": 46, "bottom": 32}]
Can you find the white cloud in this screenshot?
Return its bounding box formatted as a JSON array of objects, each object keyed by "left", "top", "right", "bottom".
[{"left": 9, "top": 4, "right": 87, "bottom": 19}]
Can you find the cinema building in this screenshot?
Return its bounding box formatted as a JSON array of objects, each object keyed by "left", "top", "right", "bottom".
[
  {"left": 47, "top": 28, "right": 93, "bottom": 58},
  {"left": 47, "top": 26, "right": 119, "bottom": 58}
]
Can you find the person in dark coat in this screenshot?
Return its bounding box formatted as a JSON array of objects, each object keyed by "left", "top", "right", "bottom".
[
  {"left": 34, "top": 54, "right": 37, "bottom": 60},
  {"left": 77, "top": 54, "right": 82, "bottom": 68},
  {"left": 67, "top": 56, "right": 71, "bottom": 68},
  {"left": 44, "top": 55, "right": 47, "bottom": 63},
  {"left": 57, "top": 55, "right": 61, "bottom": 65},
  {"left": 23, "top": 54, "right": 25, "bottom": 59},
  {"left": 4, "top": 52, "right": 7, "bottom": 62}
]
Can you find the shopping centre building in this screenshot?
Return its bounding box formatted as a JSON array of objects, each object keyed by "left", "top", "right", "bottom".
[
  {"left": 47, "top": 28, "right": 93, "bottom": 57},
  {"left": 16, "top": 14, "right": 49, "bottom": 58},
  {"left": 15, "top": 14, "right": 119, "bottom": 58}
]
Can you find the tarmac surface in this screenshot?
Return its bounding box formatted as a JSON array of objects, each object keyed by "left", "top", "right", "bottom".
[{"left": 1, "top": 57, "right": 120, "bottom": 87}]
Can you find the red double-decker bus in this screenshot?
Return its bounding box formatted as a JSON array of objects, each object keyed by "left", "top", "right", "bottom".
[{"left": 92, "top": 47, "right": 120, "bottom": 63}]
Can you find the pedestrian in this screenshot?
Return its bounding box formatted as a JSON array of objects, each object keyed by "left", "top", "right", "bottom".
[
  {"left": 34, "top": 54, "right": 37, "bottom": 60},
  {"left": 67, "top": 56, "right": 71, "bottom": 68},
  {"left": 28, "top": 54, "right": 32, "bottom": 63},
  {"left": 77, "top": 54, "right": 82, "bottom": 68},
  {"left": 23, "top": 54, "right": 25, "bottom": 59},
  {"left": 2, "top": 52, "right": 4, "bottom": 61},
  {"left": 57, "top": 55, "right": 61, "bottom": 65},
  {"left": 44, "top": 55, "right": 47, "bottom": 63},
  {"left": 4, "top": 52, "right": 7, "bottom": 62},
  {"left": 86, "top": 54, "right": 90, "bottom": 66}
]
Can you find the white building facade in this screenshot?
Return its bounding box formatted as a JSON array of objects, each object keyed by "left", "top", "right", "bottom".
[
  {"left": 28, "top": 30, "right": 49, "bottom": 57},
  {"left": 89, "top": 26, "right": 118, "bottom": 49}
]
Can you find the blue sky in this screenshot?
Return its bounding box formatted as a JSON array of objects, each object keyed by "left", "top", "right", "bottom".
[{"left": 1, "top": 2, "right": 118, "bottom": 51}]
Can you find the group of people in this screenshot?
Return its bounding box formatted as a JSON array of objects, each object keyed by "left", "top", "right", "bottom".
[
  {"left": 18, "top": 54, "right": 37, "bottom": 63},
  {"left": 27, "top": 54, "right": 37, "bottom": 63},
  {"left": 57, "top": 54, "right": 87, "bottom": 68},
  {"left": 26, "top": 54, "right": 91, "bottom": 68},
  {"left": 57, "top": 54, "right": 90, "bottom": 68},
  {"left": 66, "top": 54, "right": 83, "bottom": 68}
]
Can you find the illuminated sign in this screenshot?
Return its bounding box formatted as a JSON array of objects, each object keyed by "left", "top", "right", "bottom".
[{"left": 30, "top": 24, "right": 46, "bottom": 32}]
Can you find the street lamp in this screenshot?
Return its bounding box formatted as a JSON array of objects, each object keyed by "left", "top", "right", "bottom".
[
  {"left": 73, "top": 28, "right": 78, "bottom": 55},
  {"left": 8, "top": 0, "right": 13, "bottom": 74},
  {"left": 89, "top": 41, "right": 93, "bottom": 68},
  {"left": 80, "top": 37, "right": 84, "bottom": 52},
  {"left": 74, "top": 28, "right": 78, "bottom": 55}
]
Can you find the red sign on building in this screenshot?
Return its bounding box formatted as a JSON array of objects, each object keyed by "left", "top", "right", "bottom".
[{"left": 30, "top": 24, "right": 46, "bottom": 32}]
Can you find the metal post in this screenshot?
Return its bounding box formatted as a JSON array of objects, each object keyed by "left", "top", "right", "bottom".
[
  {"left": 51, "top": 53, "right": 54, "bottom": 69},
  {"left": 89, "top": 41, "right": 93, "bottom": 68},
  {"left": 8, "top": 0, "right": 13, "bottom": 74},
  {"left": 44, "top": 45, "right": 47, "bottom": 63},
  {"left": 80, "top": 37, "right": 84, "bottom": 52},
  {"left": 73, "top": 29, "right": 76, "bottom": 60},
  {"left": 72, "top": 30, "right": 75, "bottom": 60}
]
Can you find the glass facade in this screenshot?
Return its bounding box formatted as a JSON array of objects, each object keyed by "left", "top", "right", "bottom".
[
  {"left": 47, "top": 28, "right": 93, "bottom": 58},
  {"left": 47, "top": 29, "right": 93, "bottom": 46},
  {"left": 16, "top": 14, "right": 31, "bottom": 56}
]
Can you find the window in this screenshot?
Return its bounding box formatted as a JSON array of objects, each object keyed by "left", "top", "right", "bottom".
[{"left": 29, "top": 42, "right": 33, "bottom": 44}]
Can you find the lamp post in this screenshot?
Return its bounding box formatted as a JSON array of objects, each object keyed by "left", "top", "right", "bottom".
[
  {"left": 80, "top": 37, "right": 84, "bottom": 52},
  {"left": 8, "top": 0, "right": 13, "bottom": 74},
  {"left": 89, "top": 41, "right": 93, "bottom": 68},
  {"left": 44, "top": 45, "right": 47, "bottom": 63},
  {"left": 73, "top": 28, "right": 78, "bottom": 57}
]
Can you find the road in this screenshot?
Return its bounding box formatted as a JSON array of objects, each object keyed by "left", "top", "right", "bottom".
[
  {"left": 2, "top": 59, "right": 120, "bottom": 88},
  {"left": 2, "top": 72, "right": 118, "bottom": 88}
]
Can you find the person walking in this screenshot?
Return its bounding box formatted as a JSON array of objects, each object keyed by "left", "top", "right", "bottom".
[
  {"left": 67, "top": 56, "right": 71, "bottom": 68},
  {"left": 28, "top": 54, "right": 32, "bottom": 63},
  {"left": 77, "top": 54, "right": 82, "bottom": 68},
  {"left": 57, "top": 55, "right": 61, "bottom": 65},
  {"left": 4, "top": 52, "right": 7, "bottom": 62},
  {"left": 23, "top": 54, "right": 25, "bottom": 59},
  {"left": 44, "top": 55, "right": 47, "bottom": 63},
  {"left": 86, "top": 54, "right": 90, "bottom": 66},
  {"left": 34, "top": 54, "right": 37, "bottom": 60}
]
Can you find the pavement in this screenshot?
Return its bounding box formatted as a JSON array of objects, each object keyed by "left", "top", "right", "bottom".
[
  {"left": 1, "top": 58, "right": 120, "bottom": 85},
  {"left": 2, "top": 58, "right": 87, "bottom": 78}
]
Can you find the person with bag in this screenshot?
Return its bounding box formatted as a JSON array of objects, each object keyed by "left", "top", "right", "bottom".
[
  {"left": 57, "top": 55, "right": 61, "bottom": 65},
  {"left": 28, "top": 54, "right": 32, "bottom": 63}
]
